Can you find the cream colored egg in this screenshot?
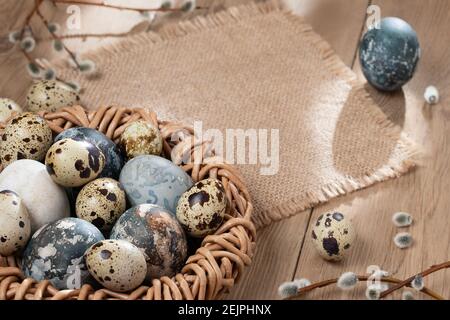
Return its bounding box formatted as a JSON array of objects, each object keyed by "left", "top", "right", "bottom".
[
  {"left": 0, "top": 190, "right": 31, "bottom": 256},
  {"left": 0, "top": 112, "right": 53, "bottom": 167},
  {"left": 85, "top": 239, "right": 147, "bottom": 292},
  {"left": 26, "top": 80, "right": 79, "bottom": 112},
  {"left": 45, "top": 138, "right": 105, "bottom": 187},
  {"left": 76, "top": 178, "right": 126, "bottom": 232},
  {"left": 119, "top": 120, "right": 162, "bottom": 159},
  {"left": 311, "top": 212, "right": 354, "bottom": 261},
  {"left": 0, "top": 98, "right": 22, "bottom": 123},
  {"left": 176, "top": 178, "right": 228, "bottom": 238}
]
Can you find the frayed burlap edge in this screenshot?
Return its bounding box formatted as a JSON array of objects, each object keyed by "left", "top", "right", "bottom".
[{"left": 54, "top": 0, "right": 422, "bottom": 229}]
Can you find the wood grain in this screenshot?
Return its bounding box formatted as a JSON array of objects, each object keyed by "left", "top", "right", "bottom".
[{"left": 294, "top": 0, "right": 450, "bottom": 300}]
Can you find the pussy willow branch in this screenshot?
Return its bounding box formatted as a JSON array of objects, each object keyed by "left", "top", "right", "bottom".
[
  {"left": 286, "top": 275, "right": 445, "bottom": 300},
  {"left": 19, "top": 0, "right": 44, "bottom": 39},
  {"left": 35, "top": 6, "right": 81, "bottom": 68},
  {"left": 380, "top": 261, "right": 450, "bottom": 299}
]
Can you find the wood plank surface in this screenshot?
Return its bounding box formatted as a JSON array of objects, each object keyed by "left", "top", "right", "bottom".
[{"left": 293, "top": 0, "right": 450, "bottom": 300}]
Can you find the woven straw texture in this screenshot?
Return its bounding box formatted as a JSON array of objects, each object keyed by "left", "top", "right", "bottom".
[
  {"left": 49, "top": 1, "right": 420, "bottom": 229},
  {"left": 0, "top": 105, "right": 255, "bottom": 300}
]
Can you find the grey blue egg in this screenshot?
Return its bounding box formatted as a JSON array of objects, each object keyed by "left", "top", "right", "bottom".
[
  {"left": 55, "top": 127, "right": 124, "bottom": 180},
  {"left": 110, "top": 204, "right": 187, "bottom": 280},
  {"left": 119, "top": 155, "right": 193, "bottom": 214},
  {"left": 22, "top": 217, "right": 104, "bottom": 289},
  {"left": 359, "top": 17, "right": 420, "bottom": 91}
]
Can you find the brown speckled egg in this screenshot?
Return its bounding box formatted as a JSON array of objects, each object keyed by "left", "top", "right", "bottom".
[
  {"left": 119, "top": 120, "right": 162, "bottom": 159},
  {"left": 0, "top": 112, "right": 52, "bottom": 167},
  {"left": 26, "top": 80, "right": 79, "bottom": 112},
  {"left": 176, "top": 178, "right": 228, "bottom": 238},
  {"left": 110, "top": 204, "right": 187, "bottom": 280},
  {"left": 0, "top": 98, "right": 22, "bottom": 123},
  {"left": 76, "top": 178, "right": 126, "bottom": 232},
  {"left": 311, "top": 212, "right": 355, "bottom": 261},
  {"left": 0, "top": 190, "right": 31, "bottom": 256},
  {"left": 85, "top": 239, "right": 147, "bottom": 292},
  {"left": 45, "top": 138, "right": 105, "bottom": 187}
]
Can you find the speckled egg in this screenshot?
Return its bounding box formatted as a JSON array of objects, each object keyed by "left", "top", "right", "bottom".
[
  {"left": 311, "top": 212, "right": 354, "bottom": 261},
  {"left": 22, "top": 217, "right": 104, "bottom": 289},
  {"left": 85, "top": 239, "right": 147, "bottom": 292},
  {"left": 0, "top": 112, "right": 52, "bottom": 167},
  {"left": 26, "top": 80, "right": 80, "bottom": 112},
  {"left": 176, "top": 178, "right": 228, "bottom": 238},
  {"left": 119, "top": 155, "right": 193, "bottom": 214},
  {"left": 0, "top": 98, "right": 22, "bottom": 123},
  {"left": 0, "top": 190, "right": 31, "bottom": 256},
  {"left": 45, "top": 138, "right": 105, "bottom": 187},
  {"left": 0, "top": 160, "right": 70, "bottom": 232},
  {"left": 359, "top": 17, "right": 420, "bottom": 91},
  {"left": 55, "top": 127, "right": 124, "bottom": 180},
  {"left": 110, "top": 204, "right": 187, "bottom": 280},
  {"left": 119, "top": 120, "right": 163, "bottom": 159},
  {"left": 76, "top": 178, "right": 126, "bottom": 232}
]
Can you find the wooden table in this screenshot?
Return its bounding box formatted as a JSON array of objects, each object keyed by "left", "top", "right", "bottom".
[{"left": 1, "top": 0, "right": 449, "bottom": 300}]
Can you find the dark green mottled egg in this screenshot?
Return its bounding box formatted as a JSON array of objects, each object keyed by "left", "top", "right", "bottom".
[
  {"left": 55, "top": 127, "right": 124, "bottom": 180},
  {"left": 359, "top": 17, "right": 420, "bottom": 91},
  {"left": 110, "top": 204, "right": 187, "bottom": 280},
  {"left": 22, "top": 217, "right": 104, "bottom": 289}
]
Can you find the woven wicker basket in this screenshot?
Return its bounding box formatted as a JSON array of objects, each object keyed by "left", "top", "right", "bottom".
[{"left": 0, "top": 105, "right": 255, "bottom": 300}]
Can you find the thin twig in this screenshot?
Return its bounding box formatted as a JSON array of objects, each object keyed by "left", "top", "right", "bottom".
[
  {"left": 287, "top": 275, "right": 445, "bottom": 300},
  {"left": 53, "top": 0, "right": 193, "bottom": 13},
  {"left": 18, "top": 0, "right": 44, "bottom": 39},
  {"left": 380, "top": 261, "right": 450, "bottom": 299}
]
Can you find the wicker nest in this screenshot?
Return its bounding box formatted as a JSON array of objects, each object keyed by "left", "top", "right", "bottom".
[{"left": 0, "top": 105, "right": 255, "bottom": 300}]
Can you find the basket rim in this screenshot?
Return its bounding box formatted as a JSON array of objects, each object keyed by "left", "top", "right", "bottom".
[{"left": 0, "top": 105, "right": 256, "bottom": 300}]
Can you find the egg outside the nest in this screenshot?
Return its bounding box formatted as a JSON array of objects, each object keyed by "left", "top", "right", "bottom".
[
  {"left": 0, "top": 98, "right": 22, "bottom": 123},
  {"left": 176, "top": 178, "right": 228, "bottom": 238},
  {"left": 26, "top": 80, "right": 79, "bottom": 112},
  {"left": 311, "top": 212, "right": 355, "bottom": 261},
  {"left": 85, "top": 239, "right": 147, "bottom": 292},
  {"left": 22, "top": 217, "right": 104, "bottom": 290},
  {"left": 359, "top": 17, "right": 420, "bottom": 91},
  {"left": 110, "top": 204, "right": 188, "bottom": 280}
]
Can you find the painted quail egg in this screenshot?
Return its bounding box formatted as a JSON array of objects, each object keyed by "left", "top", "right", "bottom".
[
  {"left": 55, "top": 127, "right": 125, "bottom": 179},
  {"left": 45, "top": 138, "right": 105, "bottom": 187},
  {"left": 22, "top": 217, "right": 104, "bottom": 289},
  {"left": 76, "top": 178, "right": 126, "bottom": 232},
  {"left": 176, "top": 178, "right": 228, "bottom": 238},
  {"left": 0, "top": 112, "right": 53, "bottom": 167},
  {"left": 85, "top": 239, "right": 147, "bottom": 292},
  {"left": 0, "top": 98, "right": 22, "bottom": 123},
  {"left": 119, "top": 120, "right": 163, "bottom": 159},
  {"left": 26, "top": 80, "right": 80, "bottom": 112},
  {"left": 110, "top": 204, "right": 187, "bottom": 280},
  {"left": 311, "top": 212, "right": 354, "bottom": 261},
  {"left": 0, "top": 190, "right": 31, "bottom": 256}
]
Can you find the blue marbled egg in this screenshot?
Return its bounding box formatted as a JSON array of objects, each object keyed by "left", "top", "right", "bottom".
[
  {"left": 119, "top": 155, "right": 193, "bottom": 214},
  {"left": 22, "top": 217, "right": 104, "bottom": 289},
  {"left": 110, "top": 204, "right": 187, "bottom": 280},
  {"left": 359, "top": 17, "right": 420, "bottom": 91},
  {"left": 55, "top": 127, "right": 124, "bottom": 180}
]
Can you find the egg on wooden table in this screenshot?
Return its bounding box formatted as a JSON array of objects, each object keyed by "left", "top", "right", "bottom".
[
  {"left": 26, "top": 80, "right": 80, "bottom": 112},
  {"left": 0, "top": 98, "right": 22, "bottom": 123},
  {"left": 311, "top": 212, "right": 355, "bottom": 261},
  {"left": 0, "top": 112, "right": 52, "bottom": 167},
  {"left": 110, "top": 204, "right": 187, "bottom": 280},
  {"left": 76, "top": 178, "right": 126, "bottom": 232},
  {"left": 0, "top": 160, "right": 70, "bottom": 232},
  {"left": 45, "top": 138, "right": 105, "bottom": 187},
  {"left": 176, "top": 178, "right": 228, "bottom": 238},
  {"left": 119, "top": 155, "right": 193, "bottom": 214},
  {"left": 22, "top": 217, "right": 104, "bottom": 289},
  {"left": 119, "top": 120, "right": 163, "bottom": 159},
  {"left": 55, "top": 127, "right": 124, "bottom": 180},
  {"left": 0, "top": 190, "right": 31, "bottom": 256},
  {"left": 85, "top": 239, "right": 147, "bottom": 292}
]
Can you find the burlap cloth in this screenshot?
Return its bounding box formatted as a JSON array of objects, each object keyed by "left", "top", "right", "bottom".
[{"left": 54, "top": 1, "right": 419, "bottom": 229}]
